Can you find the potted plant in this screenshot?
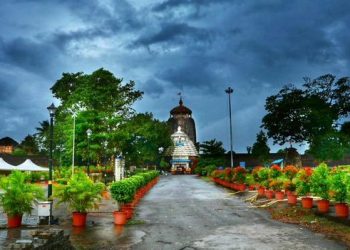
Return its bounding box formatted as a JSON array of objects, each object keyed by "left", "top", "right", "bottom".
[
  {"left": 284, "top": 180, "right": 297, "bottom": 205},
  {"left": 54, "top": 171, "right": 104, "bottom": 227},
  {"left": 329, "top": 169, "right": 349, "bottom": 218},
  {"left": 232, "top": 166, "right": 246, "bottom": 191},
  {"left": 0, "top": 171, "right": 44, "bottom": 228},
  {"left": 110, "top": 179, "right": 136, "bottom": 225},
  {"left": 295, "top": 168, "right": 313, "bottom": 209},
  {"left": 283, "top": 165, "right": 299, "bottom": 180},
  {"left": 245, "top": 173, "right": 255, "bottom": 190},
  {"left": 257, "top": 167, "right": 269, "bottom": 196},
  {"left": 310, "top": 163, "right": 331, "bottom": 213},
  {"left": 269, "top": 179, "right": 284, "bottom": 200}
]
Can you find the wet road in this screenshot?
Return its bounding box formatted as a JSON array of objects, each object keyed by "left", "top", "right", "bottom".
[
  {"left": 0, "top": 176, "right": 347, "bottom": 249},
  {"left": 130, "top": 175, "right": 346, "bottom": 250}
]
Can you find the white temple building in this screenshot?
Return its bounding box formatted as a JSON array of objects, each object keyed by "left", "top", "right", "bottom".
[{"left": 169, "top": 126, "right": 198, "bottom": 173}]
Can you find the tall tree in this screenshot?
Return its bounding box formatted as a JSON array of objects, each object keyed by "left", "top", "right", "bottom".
[
  {"left": 20, "top": 135, "right": 39, "bottom": 155},
  {"left": 199, "top": 139, "right": 226, "bottom": 157},
  {"left": 51, "top": 68, "right": 143, "bottom": 165},
  {"left": 262, "top": 74, "right": 350, "bottom": 161},
  {"left": 251, "top": 131, "right": 270, "bottom": 164}
]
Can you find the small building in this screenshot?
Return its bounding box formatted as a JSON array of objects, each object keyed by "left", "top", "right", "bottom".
[
  {"left": 0, "top": 137, "right": 18, "bottom": 154},
  {"left": 169, "top": 127, "right": 198, "bottom": 174}
]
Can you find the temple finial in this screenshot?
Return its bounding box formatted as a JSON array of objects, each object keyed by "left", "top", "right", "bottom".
[{"left": 178, "top": 92, "right": 183, "bottom": 106}]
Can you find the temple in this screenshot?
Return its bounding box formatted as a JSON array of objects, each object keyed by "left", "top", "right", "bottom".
[
  {"left": 168, "top": 97, "right": 197, "bottom": 144},
  {"left": 167, "top": 97, "right": 198, "bottom": 174}
]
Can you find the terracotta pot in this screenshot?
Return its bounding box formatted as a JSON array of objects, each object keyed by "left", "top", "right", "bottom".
[
  {"left": 301, "top": 197, "right": 313, "bottom": 209},
  {"left": 317, "top": 199, "right": 330, "bottom": 213},
  {"left": 248, "top": 185, "right": 255, "bottom": 191},
  {"left": 275, "top": 191, "right": 285, "bottom": 200},
  {"left": 72, "top": 212, "right": 87, "bottom": 227},
  {"left": 335, "top": 203, "right": 349, "bottom": 218},
  {"left": 7, "top": 214, "right": 22, "bottom": 228},
  {"left": 258, "top": 187, "right": 265, "bottom": 196},
  {"left": 237, "top": 184, "right": 246, "bottom": 192},
  {"left": 265, "top": 190, "right": 274, "bottom": 199},
  {"left": 287, "top": 194, "right": 298, "bottom": 205},
  {"left": 113, "top": 211, "right": 127, "bottom": 225},
  {"left": 122, "top": 204, "right": 134, "bottom": 220},
  {"left": 102, "top": 190, "right": 110, "bottom": 200}
]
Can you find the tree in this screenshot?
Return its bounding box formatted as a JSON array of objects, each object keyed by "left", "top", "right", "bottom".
[
  {"left": 262, "top": 74, "right": 350, "bottom": 161},
  {"left": 199, "top": 139, "right": 226, "bottom": 157},
  {"left": 119, "top": 113, "right": 172, "bottom": 167},
  {"left": 251, "top": 131, "right": 270, "bottom": 164},
  {"left": 20, "top": 135, "right": 39, "bottom": 155},
  {"left": 50, "top": 68, "right": 143, "bottom": 165}
]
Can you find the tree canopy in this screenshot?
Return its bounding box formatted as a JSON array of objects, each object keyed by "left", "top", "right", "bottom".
[
  {"left": 199, "top": 139, "right": 226, "bottom": 157},
  {"left": 251, "top": 131, "right": 270, "bottom": 164},
  {"left": 262, "top": 74, "right": 350, "bottom": 161}
]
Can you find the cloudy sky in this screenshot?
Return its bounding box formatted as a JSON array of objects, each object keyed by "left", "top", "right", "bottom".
[{"left": 1, "top": 0, "right": 350, "bottom": 153}]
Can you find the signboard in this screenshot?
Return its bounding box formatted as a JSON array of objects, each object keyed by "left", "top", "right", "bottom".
[{"left": 239, "top": 162, "right": 246, "bottom": 168}]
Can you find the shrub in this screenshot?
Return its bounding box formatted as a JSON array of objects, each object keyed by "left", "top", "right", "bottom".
[
  {"left": 269, "top": 179, "right": 283, "bottom": 191},
  {"left": 0, "top": 171, "right": 45, "bottom": 216},
  {"left": 269, "top": 165, "right": 282, "bottom": 179},
  {"left": 310, "top": 163, "right": 330, "bottom": 200},
  {"left": 329, "top": 168, "right": 349, "bottom": 203},
  {"left": 54, "top": 171, "right": 104, "bottom": 213},
  {"left": 295, "top": 169, "right": 312, "bottom": 196},
  {"left": 283, "top": 180, "right": 296, "bottom": 192},
  {"left": 232, "top": 166, "right": 246, "bottom": 184},
  {"left": 257, "top": 167, "right": 269, "bottom": 187},
  {"left": 283, "top": 165, "right": 299, "bottom": 180},
  {"left": 110, "top": 180, "right": 136, "bottom": 210}
]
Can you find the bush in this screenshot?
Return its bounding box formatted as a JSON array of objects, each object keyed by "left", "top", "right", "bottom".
[
  {"left": 0, "top": 171, "right": 44, "bottom": 216},
  {"left": 310, "top": 163, "right": 330, "bottom": 200},
  {"left": 283, "top": 165, "right": 299, "bottom": 180},
  {"left": 232, "top": 166, "right": 246, "bottom": 184},
  {"left": 329, "top": 168, "right": 349, "bottom": 203},
  {"left": 295, "top": 168, "right": 312, "bottom": 196},
  {"left": 54, "top": 171, "right": 104, "bottom": 213}
]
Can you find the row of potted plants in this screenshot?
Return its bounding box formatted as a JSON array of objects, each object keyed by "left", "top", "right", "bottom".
[
  {"left": 0, "top": 170, "right": 159, "bottom": 228},
  {"left": 110, "top": 171, "right": 160, "bottom": 225},
  {"left": 210, "top": 163, "right": 350, "bottom": 218}
]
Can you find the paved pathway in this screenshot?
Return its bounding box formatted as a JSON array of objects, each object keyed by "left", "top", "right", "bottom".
[
  {"left": 1, "top": 176, "right": 347, "bottom": 249},
  {"left": 130, "top": 175, "right": 346, "bottom": 250}
]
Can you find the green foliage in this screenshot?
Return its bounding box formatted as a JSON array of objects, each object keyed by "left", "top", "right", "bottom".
[
  {"left": 199, "top": 139, "right": 226, "bottom": 157},
  {"left": 11, "top": 148, "right": 27, "bottom": 157},
  {"left": 0, "top": 171, "right": 44, "bottom": 216},
  {"left": 295, "top": 169, "right": 312, "bottom": 196},
  {"left": 251, "top": 131, "right": 270, "bottom": 164},
  {"left": 110, "top": 180, "right": 136, "bottom": 208},
  {"left": 49, "top": 68, "right": 143, "bottom": 165},
  {"left": 20, "top": 135, "right": 39, "bottom": 155},
  {"left": 262, "top": 74, "right": 350, "bottom": 161},
  {"left": 257, "top": 168, "right": 270, "bottom": 187},
  {"left": 310, "top": 163, "right": 331, "bottom": 200},
  {"left": 329, "top": 169, "right": 349, "bottom": 203},
  {"left": 245, "top": 174, "right": 255, "bottom": 186},
  {"left": 54, "top": 171, "right": 104, "bottom": 213}
]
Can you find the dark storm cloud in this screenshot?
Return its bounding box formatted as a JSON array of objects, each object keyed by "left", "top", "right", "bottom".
[
  {"left": 131, "top": 23, "right": 212, "bottom": 48},
  {"left": 1, "top": 0, "right": 350, "bottom": 152}
]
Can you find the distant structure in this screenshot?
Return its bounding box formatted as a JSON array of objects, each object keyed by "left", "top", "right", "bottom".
[
  {"left": 169, "top": 126, "right": 198, "bottom": 174},
  {"left": 0, "top": 137, "right": 18, "bottom": 154},
  {"left": 168, "top": 96, "right": 197, "bottom": 144}
]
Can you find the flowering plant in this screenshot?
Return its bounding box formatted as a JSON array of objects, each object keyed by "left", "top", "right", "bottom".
[
  {"left": 329, "top": 168, "right": 349, "bottom": 203},
  {"left": 269, "top": 179, "right": 283, "bottom": 191},
  {"left": 269, "top": 165, "right": 282, "bottom": 178},
  {"left": 295, "top": 169, "right": 312, "bottom": 196},
  {"left": 283, "top": 180, "right": 296, "bottom": 192},
  {"left": 252, "top": 166, "right": 263, "bottom": 182},
  {"left": 283, "top": 165, "right": 299, "bottom": 180},
  {"left": 310, "top": 163, "right": 330, "bottom": 200},
  {"left": 232, "top": 166, "right": 247, "bottom": 184}
]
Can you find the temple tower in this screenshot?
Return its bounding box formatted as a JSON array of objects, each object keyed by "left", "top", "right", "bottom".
[{"left": 168, "top": 97, "right": 197, "bottom": 144}]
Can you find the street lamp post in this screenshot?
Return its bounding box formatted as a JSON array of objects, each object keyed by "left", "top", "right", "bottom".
[
  {"left": 86, "top": 128, "right": 92, "bottom": 175},
  {"left": 158, "top": 147, "right": 164, "bottom": 171},
  {"left": 103, "top": 140, "right": 108, "bottom": 185},
  {"left": 72, "top": 112, "right": 77, "bottom": 175},
  {"left": 47, "top": 103, "right": 57, "bottom": 199},
  {"left": 225, "top": 87, "right": 234, "bottom": 168}
]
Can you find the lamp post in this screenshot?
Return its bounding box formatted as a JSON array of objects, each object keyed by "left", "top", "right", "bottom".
[
  {"left": 47, "top": 103, "right": 57, "bottom": 199},
  {"left": 225, "top": 87, "right": 234, "bottom": 168},
  {"left": 72, "top": 112, "right": 77, "bottom": 175},
  {"left": 158, "top": 147, "right": 164, "bottom": 171},
  {"left": 86, "top": 128, "right": 92, "bottom": 175},
  {"left": 103, "top": 140, "right": 108, "bottom": 185}
]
